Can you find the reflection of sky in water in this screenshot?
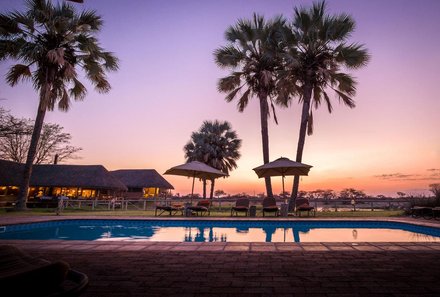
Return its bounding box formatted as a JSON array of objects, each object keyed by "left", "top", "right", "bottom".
[{"left": 1, "top": 220, "right": 439, "bottom": 242}]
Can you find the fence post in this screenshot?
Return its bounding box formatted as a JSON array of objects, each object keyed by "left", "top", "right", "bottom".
[
  {"left": 143, "top": 200, "right": 146, "bottom": 210},
  {"left": 371, "top": 201, "right": 374, "bottom": 211}
]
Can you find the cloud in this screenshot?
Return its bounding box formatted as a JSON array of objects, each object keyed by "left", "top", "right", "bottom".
[
  {"left": 374, "top": 173, "right": 419, "bottom": 180},
  {"left": 427, "top": 168, "right": 440, "bottom": 177},
  {"left": 374, "top": 172, "right": 440, "bottom": 182}
]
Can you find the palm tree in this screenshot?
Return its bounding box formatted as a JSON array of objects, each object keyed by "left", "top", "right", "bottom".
[
  {"left": 214, "top": 14, "right": 286, "bottom": 198},
  {"left": 276, "top": 1, "right": 369, "bottom": 210},
  {"left": 184, "top": 120, "right": 241, "bottom": 199},
  {"left": 0, "top": 0, "right": 118, "bottom": 210}
]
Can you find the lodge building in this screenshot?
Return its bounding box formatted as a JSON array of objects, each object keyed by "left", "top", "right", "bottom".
[{"left": 0, "top": 160, "right": 174, "bottom": 205}]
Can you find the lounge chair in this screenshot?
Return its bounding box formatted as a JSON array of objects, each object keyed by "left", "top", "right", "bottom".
[
  {"left": 187, "top": 200, "right": 211, "bottom": 216},
  {"left": 295, "top": 198, "right": 316, "bottom": 217},
  {"left": 411, "top": 206, "right": 433, "bottom": 219},
  {"left": 262, "top": 197, "right": 279, "bottom": 217},
  {"left": 433, "top": 207, "right": 440, "bottom": 220},
  {"left": 231, "top": 198, "right": 250, "bottom": 216},
  {"left": 0, "top": 245, "right": 88, "bottom": 297},
  {"left": 155, "top": 203, "right": 184, "bottom": 216}
]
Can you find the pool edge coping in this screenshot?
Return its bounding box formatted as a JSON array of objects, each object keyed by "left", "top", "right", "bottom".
[{"left": 1, "top": 215, "right": 440, "bottom": 252}]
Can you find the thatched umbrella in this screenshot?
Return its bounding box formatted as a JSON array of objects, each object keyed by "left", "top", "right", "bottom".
[
  {"left": 253, "top": 157, "right": 312, "bottom": 203},
  {"left": 164, "top": 161, "right": 227, "bottom": 203}
]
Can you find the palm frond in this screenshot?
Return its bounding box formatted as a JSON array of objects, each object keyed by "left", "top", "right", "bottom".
[
  {"left": 334, "top": 89, "right": 356, "bottom": 108},
  {"left": 69, "top": 77, "right": 86, "bottom": 100},
  {"left": 214, "top": 45, "right": 243, "bottom": 68},
  {"left": 77, "top": 10, "right": 102, "bottom": 31},
  {"left": 58, "top": 86, "right": 70, "bottom": 111},
  {"left": 335, "top": 42, "right": 370, "bottom": 68},
  {"left": 270, "top": 99, "right": 279, "bottom": 125},
  {"left": 322, "top": 90, "right": 333, "bottom": 113},
  {"left": 0, "top": 13, "right": 21, "bottom": 36},
  {"left": 332, "top": 72, "right": 356, "bottom": 96},
  {"left": 324, "top": 13, "right": 355, "bottom": 41},
  {"left": 6, "top": 64, "right": 31, "bottom": 86},
  {"left": 94, "top": 77, "right": 111, "bottom": 93},
  {"left": 237, "top": 88, "right": 251, "bottom": 112},
  {"left": 100, "top": 51, "right": 119, "bottom": 71},
  {"left": 225, "top": 85, "right": 243, "bottom": 102},
  {"left": 217, "top": 73, "right": 241, "bottom": 93}
]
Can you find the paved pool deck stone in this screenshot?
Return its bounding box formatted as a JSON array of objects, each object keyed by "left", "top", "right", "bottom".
[{"left": 0, "top": 215, "right": 440, "bottom": 296}]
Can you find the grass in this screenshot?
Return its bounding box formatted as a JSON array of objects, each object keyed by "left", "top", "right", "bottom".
[{"left": 0, "top": 207, "right": 405, "bottom": 218}]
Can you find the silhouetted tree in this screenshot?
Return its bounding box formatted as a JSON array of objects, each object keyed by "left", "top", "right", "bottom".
[
  {"left": 276, "top": 1, "right": 369, "bottom": 210},
  {"left": 0, "top": 0, "right": 118, "bottom": 209}
]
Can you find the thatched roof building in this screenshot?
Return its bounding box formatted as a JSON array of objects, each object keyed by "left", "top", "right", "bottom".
[
  {"left": 32, "top": 164, "right": 127, "bottom": 191},
  {"left": 0, "top": 160, "right": 127, "bottom": 191},
  {"left": 110, "top": 169, "right": 174, "bottom": 190},
  {"left": 0, "top": 160, "right": 22, "bottom": 186}
]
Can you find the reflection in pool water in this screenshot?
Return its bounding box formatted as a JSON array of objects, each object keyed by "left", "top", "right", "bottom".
[{"left": 1, "top": 220, "right": 439, "bottom": 242}]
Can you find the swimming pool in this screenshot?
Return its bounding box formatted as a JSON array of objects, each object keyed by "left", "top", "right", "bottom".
[{"left": 1, "top": 219, "right": 439, "bottom": 242}]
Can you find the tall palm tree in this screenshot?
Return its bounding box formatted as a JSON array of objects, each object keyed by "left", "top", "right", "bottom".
[
  {"left": 214, "top": 14, "right": 286, "bottom": 198},
  {"left": 184, "top": 120, "right": 241, "bottom": 199},
  {"left": 0, "top": 0, "right": 118, "bottom": 210},
  {"left": 276, "top": 1, "right": 369, "bottom": 210}
]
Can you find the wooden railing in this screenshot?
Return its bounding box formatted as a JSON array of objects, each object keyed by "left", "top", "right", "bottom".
[{"left": 56, "top": 198, "right": 412, "bottom": 212}]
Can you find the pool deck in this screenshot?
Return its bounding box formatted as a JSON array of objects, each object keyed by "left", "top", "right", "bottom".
[{"left": 1, "top": 215, "right": 440, "bottom": 296}]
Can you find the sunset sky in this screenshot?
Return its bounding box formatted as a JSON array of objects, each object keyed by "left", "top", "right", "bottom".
[{"left": 0, "top": 0, "right": 439, "bottom": 197}]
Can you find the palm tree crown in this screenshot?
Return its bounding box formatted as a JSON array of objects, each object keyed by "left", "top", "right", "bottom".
[
  {"left": 0, "top": 0, "right": 118, "bottom": 110},
  {"left": 184, "top": 120, "right": 241, "bottom": 198},
  {"left": 214, "top": 14, "right": 285, "bottom": 119},
  {"left": 278, "top": 0, "right": 370, "bottom": 135}
]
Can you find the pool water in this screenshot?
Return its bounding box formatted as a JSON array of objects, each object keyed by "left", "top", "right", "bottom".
[{"left": 1, "top": 220, "right": 439, "bottom": 242}]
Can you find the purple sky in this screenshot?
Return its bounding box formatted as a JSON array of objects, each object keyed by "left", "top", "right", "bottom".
[{"left": 1, "top": 0, "right": 439, "bottom": 197}]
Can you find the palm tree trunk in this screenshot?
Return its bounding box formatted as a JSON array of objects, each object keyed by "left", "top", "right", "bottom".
[
  {"left": 209, "top": 179, "right": 215, "bottom": 199},
  {"left": 202, "top": 178, "right": 207, "bottom": 198},
  {"left": 16, "top": 101, "right": 47, "bottom": 210},
  {"left": 289, "top": 83, "right": 312, "bottom": 211},
  {"left": 259, "top": 94, "right": 273, "bottom": 198}
]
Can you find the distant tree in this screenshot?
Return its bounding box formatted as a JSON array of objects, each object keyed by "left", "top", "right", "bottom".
[
  {"left": 298, "top": 190, "right": 308, "bottom": 198},
  {"left": 396, "top": 192, "right": 406, "bottom": 198},
  {"left": 0, "top": 115, "right": 81, "bottom": 164},
  {"left": 184, "top": 120, "right": 241, "bottom": 199},
  {"left": 0, "top": 108, "right": 30, "bottom": 137},
  {"left": 308, "top": 189, "right": 336, "bottom": 201},
  {"left": 0, "top": 0, "right": 118, "bottom": 210},
  {"left": 280, "top": 191, "right": 290, "bottom": 197},
  {"left": 214, "top": 14, "right": 287, "bottom": 198},
  {"left": 214, "top": 189, "right": 226, "bottom": 199},
  {"left": 276, "top": 1, "right": 370, "bottom": 209},
  {"left": 339, "top": 188, "right": 367, "bottom": 199},
  {"left": 429, "top": 183, "right": 440, "bottom": 205}
]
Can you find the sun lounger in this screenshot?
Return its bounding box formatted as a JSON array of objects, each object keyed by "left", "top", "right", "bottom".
[
  {"left": 411, "top": 206, "right": 433, "bottom": 219},
  {"left": 231, "top": 198, "right": 250, "bottom": 216},
  {"left": 262, "top": 197, "right": 279, "bottom": 217},
  {"left": 432, "top": 207, "right": 440, "bottom": 220},
  {"left": 155, "top": 203, "right": 184, "bottom": 216},
  {"left": 187, "top": 200, "right": 211, "bottom": 216},
  {"left": 0, "top": 244, "right": 88, "bottom": 296},
  {"left": 295, "top": 198, "right": 316, "bottom": 217}
]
